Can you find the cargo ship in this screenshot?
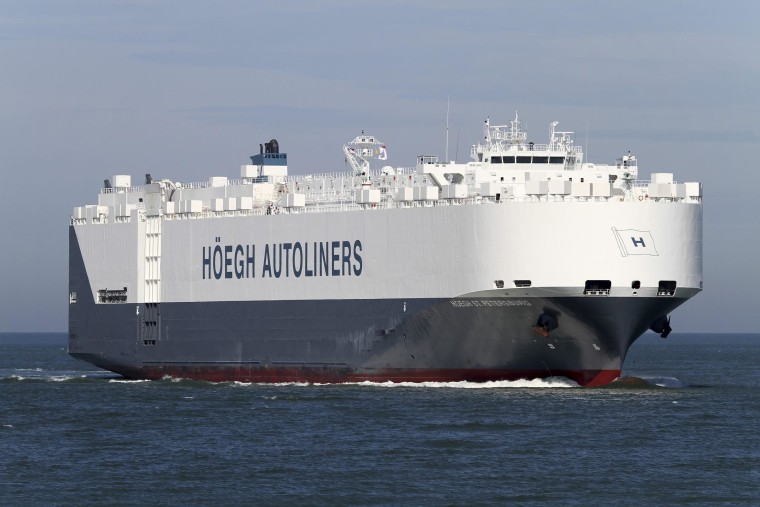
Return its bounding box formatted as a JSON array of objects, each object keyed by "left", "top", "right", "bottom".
[{"left": 68, "top": 113, "right": 702, "bottom": 386}]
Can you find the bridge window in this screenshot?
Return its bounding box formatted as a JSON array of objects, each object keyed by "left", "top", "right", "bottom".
[
  {"left": 533, "top": 156, "right": 548, "bottom": 164},
  {"left": 516, "top": 156, "right": 531, "bottom": 163},
  {"left": 491, "top": 156, "right": 502, "bottom": 163},
  {"left": 503, "top": 156, "right": 515, "bottom": 164},
  {"left": 549, "top": 156, "right": 565, "bottom": 164}
]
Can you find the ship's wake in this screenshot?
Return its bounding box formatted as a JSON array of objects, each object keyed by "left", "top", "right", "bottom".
[
  {"left": 331, "top": 377, "right": 578, "bottom": 389},
  {"left": 0, "top": 369, "right": 118, "bottom": 383},
  {"left": 600, "top": 375, "right": 685, "bottom": 389}
]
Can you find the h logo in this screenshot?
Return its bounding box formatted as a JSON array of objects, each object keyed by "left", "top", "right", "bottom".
[
  {"left": 612, "top": 227, "right": 658, "bottom": 257},
  {"left": 631, "top": 236, "right": 646, "bottom": 248}
]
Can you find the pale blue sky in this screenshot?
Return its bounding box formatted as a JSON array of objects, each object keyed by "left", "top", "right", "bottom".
[{"left": 1, "top": 0, "right": 757, "bottom": 332}]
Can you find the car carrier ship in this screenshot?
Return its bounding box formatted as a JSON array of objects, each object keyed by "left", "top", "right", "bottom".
[{"left": 68, "top": 113, "right": 703, "bottom": 386}]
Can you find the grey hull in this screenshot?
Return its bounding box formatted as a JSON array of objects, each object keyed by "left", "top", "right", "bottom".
[{"left": 68, "top": 228, "right": 689, "bottom": 386}]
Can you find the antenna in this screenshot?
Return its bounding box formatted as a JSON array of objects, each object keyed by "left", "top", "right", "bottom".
[
  {"left": 455, "top": 126, "right": 460, "bottom": 162},
  {"left": 585, "top": 121, "right": 589, "bottom": 162},
  {"left": 445, "top": 96, "right": 450, "bottom": 163}
]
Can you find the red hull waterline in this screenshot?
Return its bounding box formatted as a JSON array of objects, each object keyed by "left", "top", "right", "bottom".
[{"left": 116, "top": 365, "right": 621, "bottom": 388}]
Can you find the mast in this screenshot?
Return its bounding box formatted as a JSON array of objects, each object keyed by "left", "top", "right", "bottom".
[{"left": 445, "top": 96, "right": 450, "bottom": 163}]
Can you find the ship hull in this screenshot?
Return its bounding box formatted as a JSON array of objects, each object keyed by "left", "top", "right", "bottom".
[
  {"left": 70, "top": 230, "right": 691, "bottom": 387},
  {"left": 68, "top": 198, "right": 701, "bottom": 387},
  {"left": 68, "top": 294, "right": 690, "bottom": 387}
]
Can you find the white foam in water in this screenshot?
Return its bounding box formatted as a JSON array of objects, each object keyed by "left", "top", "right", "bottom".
[
  {"left": 332, "top": 377, "right": 578, "bottom": 389},
  {"left": 183, "top": 378, "right": 577, "bottom": 389},
  {"left": 97, "top": 378, "right": 577, "bottom": 388},
  {"left": 108, "top": 378, "right": 151, "bottom": 383},
  {"left": 647, "top": 376, "right": 685, "bottom": 388}
]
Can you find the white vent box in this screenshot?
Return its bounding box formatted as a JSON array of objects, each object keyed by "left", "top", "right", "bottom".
[
  {"left": 441, "top": 184, "right": 467, "bottom": 199},
  {"left": 239, "top": 197, "right": 253, "bottom": 210},
  {"left": 651, "top": 173, "right": 674, "bottom": 184},
  {"left": 591, "top": 182, "right": 611, "bottom": 197},
  {"left": 571, "top": 182, "right": 591, "bottom": 196},
  {"left": 548, "top": 180, "right": 571, "bottom": 195},
  {"left": 525, "top": 180, "right": 548, "bottom": 195},
  {"left": 396, "top": 187, "right": 414, "bottom": 201},
  {"left": 355, "top": 188, "right": 381, "bottom": 204},
  {"left": 684, "top": 182, "right": 702, "bottom": 197},
  {"left": 413, "top": 186, "right": 439, "bottom": 201},
  {"left": 112, "top": 175, "right": 131, "bottom": 188},
  {"left": 209, "top": 176, "right": 228, "bottom": 188},
  {"left": 284, "top": 193, "right": 306, "bottom": 208},
  {"left": 480, "top": 182, "right": 500, "bottom": 197}
]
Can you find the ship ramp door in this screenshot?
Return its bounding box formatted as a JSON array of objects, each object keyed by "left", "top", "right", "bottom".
[{"left": 138, "top": 303, "right": 161, "bottom": 346}]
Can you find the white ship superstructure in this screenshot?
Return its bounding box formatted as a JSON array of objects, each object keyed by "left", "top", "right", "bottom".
[{"left": 68, "top": 114, "right": 703, "bottom": 386}]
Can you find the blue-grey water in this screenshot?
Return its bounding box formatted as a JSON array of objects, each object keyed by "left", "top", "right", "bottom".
[{"left": 0, "top": 333, "right": 758, "bottom": 506}]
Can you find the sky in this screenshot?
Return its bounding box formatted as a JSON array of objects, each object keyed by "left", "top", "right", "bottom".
[{"left": 0, "top": 0, "right": 758, "bottom": 333}]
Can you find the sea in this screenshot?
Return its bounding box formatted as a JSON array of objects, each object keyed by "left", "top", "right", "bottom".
[{"left": 0, "top": 332, "right": 757, "bottom": 506}]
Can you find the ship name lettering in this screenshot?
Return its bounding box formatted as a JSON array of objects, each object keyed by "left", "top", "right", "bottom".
[
  {"left": 203, "top": 245, "right": 256, "bottom": 280},
  {"left": 450, "top": 299, "right": 531, "bottom": 307},
  {"left": 204, "top": 240, "right": 363, "bottom": 281}
]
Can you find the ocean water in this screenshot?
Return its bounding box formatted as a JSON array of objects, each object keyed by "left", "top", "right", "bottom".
[{"left": 0, "top": 333, "right": 757, "bottom": 506}]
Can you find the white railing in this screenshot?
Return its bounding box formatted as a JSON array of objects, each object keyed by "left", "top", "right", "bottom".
[{"left": 100, "top": 186, "right": 142, "bottom": 194}]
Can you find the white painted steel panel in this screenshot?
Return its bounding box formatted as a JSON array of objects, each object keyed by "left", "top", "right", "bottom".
[
  {"left": 480, "top": 182, "right": 500, "bottom": 197},
  {"left": 397, "top": 187, "right": 414, "bottom": 201},
  {"left": 261, "top": 166, "right": 287, "bottom": 177},
  {"left": 647, "top": 183, "right": 672, "bottom": 198},
  {"left": 146, "top": 193, "right": 162, "bottom": 216},
  {"left": 548, "top": 180, "right": 571, "bottom": 195},
  {"left": 525, "top": 181, "right": 548, "bottom": 195},
  {"left": 285, "top": 193, "right": 306, "bottom": 207},
  {"left": 112, "top": 175, "right": 131, "bottom": 188},
  {"left": 211, "top": 199, "right": 225, "bottom": 211},
  {"left": 651, "top": 173, "right": 673, "bottom": 184},
  {"left": 413, "top": 186, "right": 438, "bottom": 201},
  {"left": 441, "top": 184, "right": 467, "bottom": 199},
  {"left": 355, "top": 189, "right": 381, "bottom": 204},
  {"left": 241, "top": 165, "right": 257, "bottom": 178},
  {"left": 684, "top": 182, "right": 702, "bottom": 197},
  {"left": 591, "top": 182, "right": 611, "bottom": 197},
  {"left": 571, "top": 182, "right": 591, "bottom": 196}
]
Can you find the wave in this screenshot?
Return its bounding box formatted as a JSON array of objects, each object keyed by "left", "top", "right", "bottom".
[
  {"left": 0, "top": 371, "right": 118, "bottom": 383},
  {"left": 103, "top": 377, "right": 577, "bottom": 389},
  {"left": 599, "top": 375, "right": 685, "bottom": 389},
  {"left": 339, "top": 377, "right": 578, "bottom": 389}
]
